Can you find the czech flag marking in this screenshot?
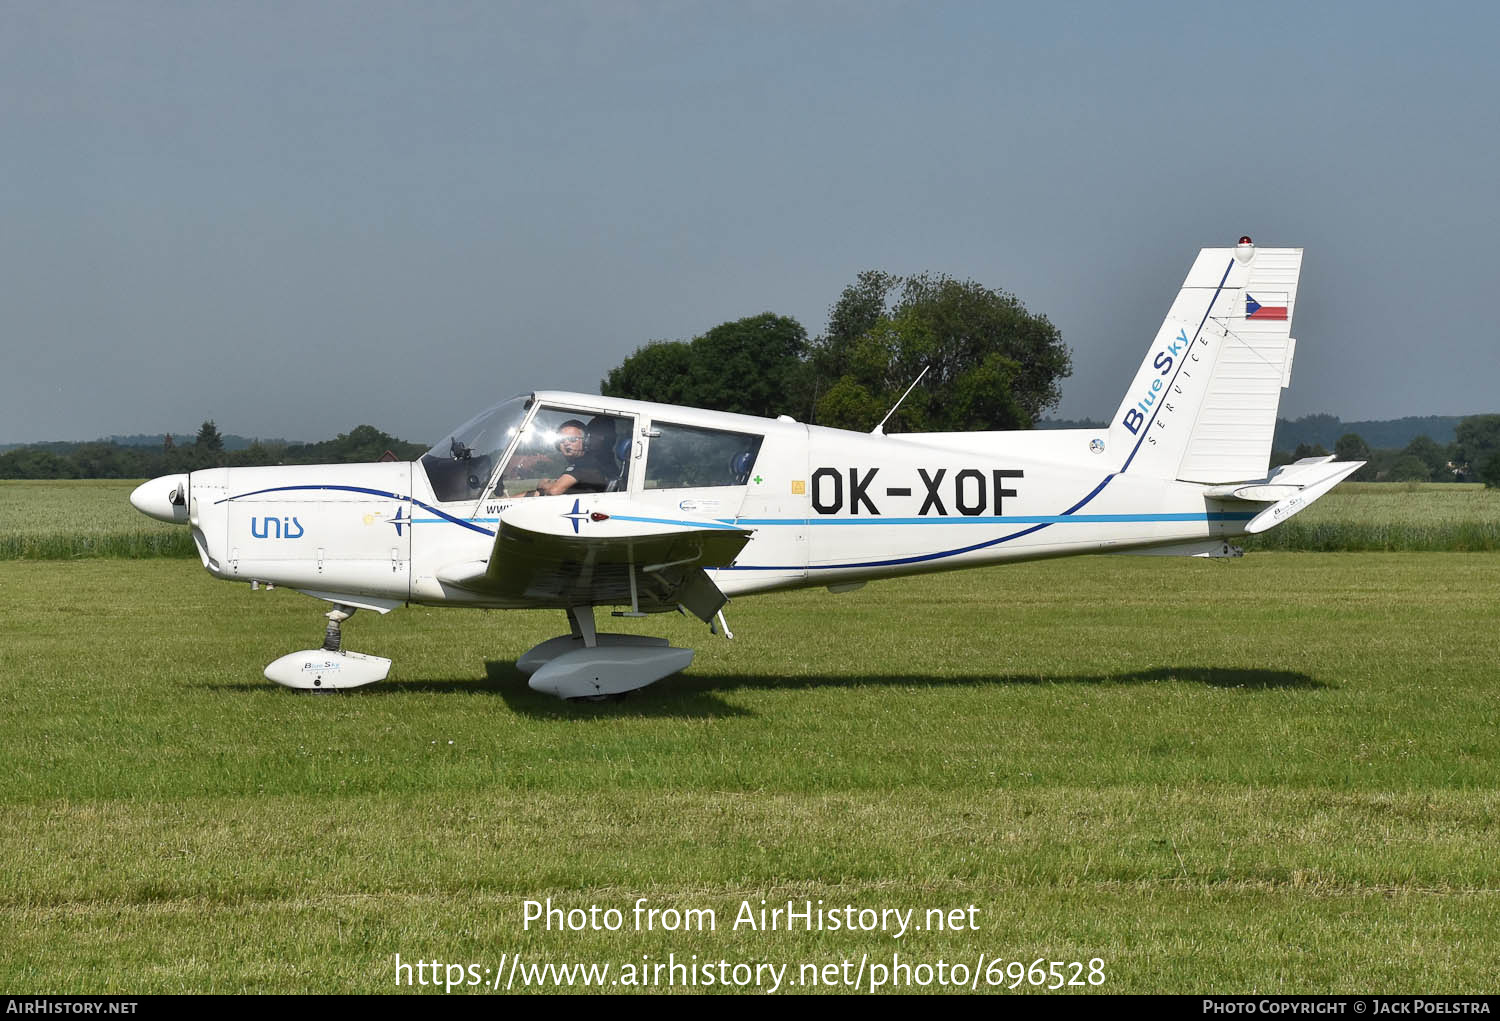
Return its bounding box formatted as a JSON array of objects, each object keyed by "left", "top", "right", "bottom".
[{"left": 1245, "top": 292, "right": 1288, "bottom": 320}]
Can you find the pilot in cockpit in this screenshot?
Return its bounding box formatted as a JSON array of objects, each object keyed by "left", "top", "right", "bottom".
[{"left": 521, "top": 418, "right": 616, "bottom": 497}]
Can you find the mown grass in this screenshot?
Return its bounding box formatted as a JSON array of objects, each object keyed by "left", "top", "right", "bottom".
[{"left": 2, "top": 554, "right": 1497, "bottom": 992}]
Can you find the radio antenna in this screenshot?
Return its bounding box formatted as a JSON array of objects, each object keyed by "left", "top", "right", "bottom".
[{"left": 871, "top": 365, "right": 930, "bottom": 436}]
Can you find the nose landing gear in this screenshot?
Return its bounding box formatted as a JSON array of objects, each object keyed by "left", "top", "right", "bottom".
[{"left": 263, "top": 604, "right": 392, "bottom": 692}]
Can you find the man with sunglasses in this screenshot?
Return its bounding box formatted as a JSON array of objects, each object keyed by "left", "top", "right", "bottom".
[{"left": 522, "top": 419, "right": 613, "bottom": 497}]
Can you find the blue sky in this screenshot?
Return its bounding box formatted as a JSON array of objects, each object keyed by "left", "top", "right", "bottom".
[{"left": 3, "top": 1, "right": 1496, "bottom": 443}]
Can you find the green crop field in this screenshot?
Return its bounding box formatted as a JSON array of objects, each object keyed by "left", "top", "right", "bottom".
[
  {"left": 2, "top": 552, "right": 1497, "bottom": 993},
  {"left": 0, "top": 480, "right": 193, "bottom": 559},
  {"left": 1242, "top": 483, "right": 1500, "bottom": 552}
]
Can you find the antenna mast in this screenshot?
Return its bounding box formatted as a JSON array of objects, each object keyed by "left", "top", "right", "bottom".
[{"left": 871, "top": 365, "right": 930, "bottom": 435}]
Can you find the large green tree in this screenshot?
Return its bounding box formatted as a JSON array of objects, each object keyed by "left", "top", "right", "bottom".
[
  {"left": 1480, "top": 452, "right": 1500, "bottom": 489},
  {"left": 194, "top": 420, "right": 223, "bottom": 452},
  {"left": 1400, "top": 434, "right": 1448, "bottom": 481},
  {"left": 1334, "top": 433, "right": 1376, "bottom": 481},
  {"left": 1454, "top": 414, "right": 1500, "bottom": 485},
  {"left": 806, "top": 271, "right": 1070, "bottom": 432},
  {"left": 598, "top": 339, "right": 695, "bottom": 408},
  {"left": 1387, "top": 454, "right": 1433, "bottom": 482},
  {"left": 602, "top": 313, "right": 808, "bottom": 419}
]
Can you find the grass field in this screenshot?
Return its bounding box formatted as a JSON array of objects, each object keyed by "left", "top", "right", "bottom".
[{"left": 2, "top": 553, "right": 1497, "bottom": 993}]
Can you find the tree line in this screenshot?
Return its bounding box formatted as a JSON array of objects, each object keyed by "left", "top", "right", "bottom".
[
  {"left": 0, "top": 421, "right": 428, "bottom": 480},
  {"left": 1269, "top": 415, "right": 1500, "bottom": 485},
  {"left": 1272, "top": 413, "right": 1468, "bottom": 450}
]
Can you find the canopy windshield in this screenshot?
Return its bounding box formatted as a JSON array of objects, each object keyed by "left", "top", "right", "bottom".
[{"left": 421, "top": 395, "right": 532, "bottom": 503}]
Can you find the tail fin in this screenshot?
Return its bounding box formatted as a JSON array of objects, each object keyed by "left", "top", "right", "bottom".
[{"left": 1109, "top": 239, "right": 1302, "bottom": 483}]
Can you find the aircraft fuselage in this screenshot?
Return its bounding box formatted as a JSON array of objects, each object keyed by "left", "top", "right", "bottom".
[{"left": 165, "top": 398, "right": 1245, "bottom": 615}]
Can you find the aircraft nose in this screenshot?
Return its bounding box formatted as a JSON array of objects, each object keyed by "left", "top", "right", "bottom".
[{"left": 130, "top": 474, "right": 190, "bottom": 523}]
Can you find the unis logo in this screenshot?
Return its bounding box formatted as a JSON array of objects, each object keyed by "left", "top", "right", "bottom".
[
  {"left": 250, "top": 516, "right": 305, "bottom": 539},
  {"left": 1121, "top": 328, "right": 1190, "bottom": 435}
]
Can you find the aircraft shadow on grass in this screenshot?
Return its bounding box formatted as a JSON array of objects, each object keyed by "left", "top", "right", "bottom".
[
  {"left": 294, "top": 661, "right": 1325, "bottom": 719},
  {"left": 201, "top": 663, "right": 1322, "bottom": 719}
]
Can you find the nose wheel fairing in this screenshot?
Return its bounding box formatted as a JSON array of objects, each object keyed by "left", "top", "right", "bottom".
[
  {"left": 263, "top": 605, "right": 391, "bottom": 692},
  {"left": 264, "top": 648, "right": 392, "bottom": 691}
]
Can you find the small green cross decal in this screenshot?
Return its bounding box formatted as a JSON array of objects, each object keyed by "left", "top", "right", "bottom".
[{"left": 752, "top": 475, "right": 763, "bottom": 485}]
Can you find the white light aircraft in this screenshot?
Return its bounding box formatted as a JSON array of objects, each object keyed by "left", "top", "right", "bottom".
[{"left": 132, "top": 238, "right": 1362, "bottom": 699}]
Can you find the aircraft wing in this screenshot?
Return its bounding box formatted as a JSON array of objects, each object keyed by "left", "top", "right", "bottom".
[{"left": 434, "top": 497, "right": 752, "bottom": 620}]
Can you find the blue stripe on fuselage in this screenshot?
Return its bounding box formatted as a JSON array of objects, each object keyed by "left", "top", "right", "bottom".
[
  {"left": 214, "top": 484, "right": 496, "bottom": 537},
  {"left": 734, "top": 512, "right": 1251, "bottom": 526}
]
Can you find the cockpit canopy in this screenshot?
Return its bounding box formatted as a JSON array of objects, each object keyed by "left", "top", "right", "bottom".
[
  {"left": 421, "top": 396, "right": 633, "bottom": 504},
  {"left": 420, "top": 395, "right": 531, "bottom": 503},
  {"left": 422, "top": 394, "right": 766, "bottom": 505}
]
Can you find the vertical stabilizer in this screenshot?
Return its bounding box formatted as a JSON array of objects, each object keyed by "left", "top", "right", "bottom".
[{"left": 1108, "top": 239, "right": 1302, "bottom": 483}]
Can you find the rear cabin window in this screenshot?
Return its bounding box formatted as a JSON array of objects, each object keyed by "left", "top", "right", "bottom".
[{"left": 643, "top": 423, "right": 763, "bottom": 490}]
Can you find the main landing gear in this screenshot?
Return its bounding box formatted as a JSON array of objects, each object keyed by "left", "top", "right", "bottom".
[
  {"left": 263, "top": 604, "right": 392, "bottom": 692},
  {"left": 517, "top": 606, "right": 694, "bottom": 700},
  {"left": 260, "top": 602, "right": 725, "bottom": 700}
]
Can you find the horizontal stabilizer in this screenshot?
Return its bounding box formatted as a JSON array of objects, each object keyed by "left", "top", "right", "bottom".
[
  {"left": 1238, "top": 458, "right": 1364, "bottom": 533},
  {"left": 1202, "top": 484, "right": 1303, "bottom": 503},
  {"left": 1202, "top": 456, "right": 1348, "bottom": 502}
]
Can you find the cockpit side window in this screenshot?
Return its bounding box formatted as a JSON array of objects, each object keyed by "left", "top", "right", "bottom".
[
  {"left": 643, "top": 423, "right": 763, "bottom": 490},
  {"left": 492, "top": 408, "right": 634, "bottom": 498}
]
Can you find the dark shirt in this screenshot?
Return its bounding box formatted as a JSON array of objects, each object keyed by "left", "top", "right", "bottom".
[{"left": 561, "top": 452, "right": 613, "bottom": 494}]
